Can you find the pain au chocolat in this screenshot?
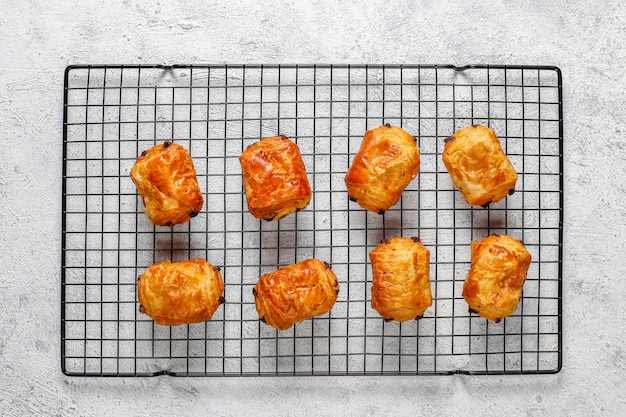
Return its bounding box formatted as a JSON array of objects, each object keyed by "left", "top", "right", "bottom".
[
  {"left": 462, "top": 234, "right": 532, "bottom": 322},
  {"left": 345, "top": 124, "right": 420, "bottom": 214},
  {"left": 442, "top": 124, "right": 518, "bottom": 208},
  {"left": 369, "top": 237, "right": 432, "bottom": 322},
  {"left": 137, "top": 258, "right": 225, "bottom": 326},
  {"left": 253, "top": 259, "right": 340, "bottom": 330},
  {"left": 130, "top": 141, "right": 203, "bottom": 226},
  {"left": 239, "top": 135, "right": 312, "bottom": 221}
]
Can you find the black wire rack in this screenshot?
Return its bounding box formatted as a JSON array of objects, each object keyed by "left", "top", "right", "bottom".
[{"left": 62, "top": 64, "right": 563, "bottom": 376}]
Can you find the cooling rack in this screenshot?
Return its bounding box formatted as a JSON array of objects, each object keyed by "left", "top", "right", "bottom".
[{"left": 62, "top": 64, "right": 563, "bottom": 376}]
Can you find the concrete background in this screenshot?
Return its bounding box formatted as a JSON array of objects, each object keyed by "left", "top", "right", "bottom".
[{"left": 1, "top": 0, "right": 625, "bottom": 415}]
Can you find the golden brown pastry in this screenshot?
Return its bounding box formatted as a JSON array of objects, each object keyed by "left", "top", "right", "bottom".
[
  {"left": 442, "top": 124, "right": 518, "bottom": 207},
  {"left": 130, "top": 141, "right": 204, "bottom": 226},
  {"left": 462, "top": 234, "right": 532, "bottom": 322},
  {"left": 137, "top": 258, "right": 224, "bottom": 326},
  {"left": 369, "top": 237, "right": 432, "bottom": 322},
  {"left": 345, "top": 124, "right": 420, "bottom": 214},
  {"left": 253, "top": 259, "right": 340, "bottom": 330},
  {"left": 239, "top": 135, "right": 312, "bottom": 221}
]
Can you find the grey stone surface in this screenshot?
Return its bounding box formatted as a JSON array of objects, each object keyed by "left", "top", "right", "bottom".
[{"left": 1, "top": 0, "right": 625, "bottom": 415}]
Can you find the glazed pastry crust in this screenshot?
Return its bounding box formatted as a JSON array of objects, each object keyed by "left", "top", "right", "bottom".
[
  {"left": 253, "top": 259, "right": 340, "bottom": 330},
  {"left": 369, "top": 237, "right": 432, "bottom": 322},
  {"left": 442, "top": 125, "right": 518, "bottom": 207},
  {"left": 130, "top": 142, "right": 204, "bottom": 226},
  {"left": 239, "top": 135, "right": 311, "bottom": 221},
  {"left": 138, "top": 259, "right": 224, "bottom": 326},
  {"left": 345, "top": 124, "right": 420, "bottom": 214},
  {"left": 463, "top": 234, "right": 532, "bottom": 322}
]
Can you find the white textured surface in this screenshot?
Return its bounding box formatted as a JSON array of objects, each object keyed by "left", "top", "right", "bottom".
[{"left": 1, "top": 0, "right": 625, "bottom": 415}]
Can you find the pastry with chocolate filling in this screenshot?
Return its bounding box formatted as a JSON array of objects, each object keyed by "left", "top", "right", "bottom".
[
  {"left": 369, "top": 237, "right": 432, "bottom": 322},
  {"left": 253, "top": 259, "right": 340, "bottom": 330},
  {"left": 137, "top": 258, "right": 225, "bottom": 326},
  {"left": 442, "top": 124, "right": 518, "bottom": 207},
  {"left": 463, "top": 234, "right": 532, "bottom": 322},
  {"left": 239, "top": 135, "right": 311, "bottom": 221},
  {"left": 345, "top": 124, "right": 420, "bottom": 214},
  {"left": 130, "top": 141, "right": 203, "bottom": 226}
]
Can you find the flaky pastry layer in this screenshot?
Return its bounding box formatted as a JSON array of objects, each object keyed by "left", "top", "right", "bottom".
[
  {"left": 369, "top": 237, "right": 432, "bottom": 322},
  {"left": 253, "top": 259, "right": 339, "bottom": 330},
  {"left": 138, "top": 259, "right": 224, "bottom": 326},
  {"left": 130, "top": 141, "right": 203, "bottom": 226},
  {"left": 462, "top": 234, "right": 531, "bottom": 322},
  {"left": 239, "top": 135, "right": 311, "bottom": 221},
  {"left": 442, "top": 124, "right": 517, "bottom": 207},
  {"left": 345, "top": 124, "right": 419, "bottom": 214}
]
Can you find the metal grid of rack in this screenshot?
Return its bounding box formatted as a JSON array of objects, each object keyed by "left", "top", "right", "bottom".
[{"left": 62, "top": 64, "right": 562, "bottom": 376}]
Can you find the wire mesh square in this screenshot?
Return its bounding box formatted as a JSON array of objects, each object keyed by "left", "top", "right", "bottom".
[{"left": 62, "top": 64, "right": 563, "bottom": 376}]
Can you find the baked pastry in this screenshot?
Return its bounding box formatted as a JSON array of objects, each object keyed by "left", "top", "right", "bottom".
[
  {"left": 130, "top": 141, "right": 204, "bottom": 226},
  {"left": 239, "top": 135, "right": 312, "bottom": 221},
  {"left": 345, "top": 124, "right": 420, "bottom": 214},
  {"left": 462, "top": 234, "right": 532, "bottom": 322},
  {"left": 137, "top": 258, "right": 225, "bottom": 326},
  {"left": 442, "top": 124, "right": 518, "bottom": 207},
  {"left": 369, "top": 237, "right": 432, "bottom": 322},
  {"left": 253, "top": 259, "right": 340, "bottom": 330}
]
